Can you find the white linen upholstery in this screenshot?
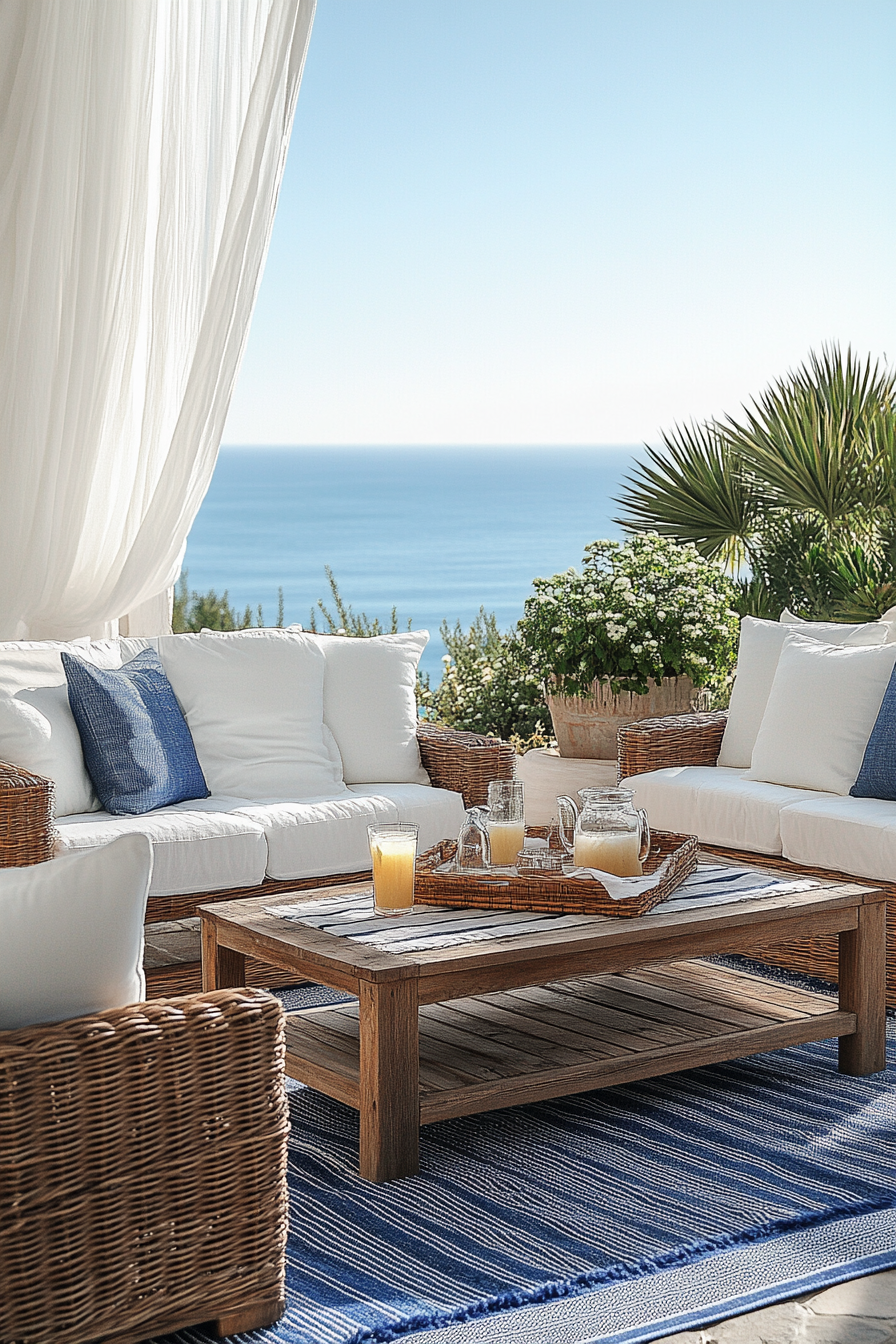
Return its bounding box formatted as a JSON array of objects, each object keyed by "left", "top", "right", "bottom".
[
  {"left": 55, "top": 797, "right": 268, "bottom": 897},
  {"left": 0, "top": 833, "right": 150, "bottom": 1030},
  {"left": 779, "top": 610, "right": 893, "bottom": 643},
  {"left": 315, "top": 632, "right": 430, "bottom": 784},
  {"left": 746, "top": 635, "right": 896, "bottom": 795},
  {"left": 780, "top": 794, "right": 896, "bottom": 882},
  {"left": 235, "top": 794, "right": 388, "bottom": 881},
  {"left": 622, "top": 766, "right": 822, "bottom": 855},
  {"left": 718, "top": 616, "right": 890, "bottom": 769},
  {"left": 0, "top": 686, "right": 99, "bottom": 817},
  {"left": 236, "top": 783, "right": 464, "bottom": 882},
  {"left": 347, "top": 784, "right": 466, "bottom": 853},
  {"left": 159, "top": 631, "right": 345, "bottom": 800}
]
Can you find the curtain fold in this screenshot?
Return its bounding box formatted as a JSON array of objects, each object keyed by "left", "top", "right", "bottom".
[{"left": 0, "top": 0, "right": 315, "bottom": 639}]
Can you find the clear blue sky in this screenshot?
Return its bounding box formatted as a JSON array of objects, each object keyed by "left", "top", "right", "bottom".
[{"left": 223, "top": 0, "right": 896, "bottom": 447}]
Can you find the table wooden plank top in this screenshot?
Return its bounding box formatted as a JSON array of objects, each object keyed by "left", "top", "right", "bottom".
[{"left": 199, "top": 858, "right": 884, "bottom": 986}]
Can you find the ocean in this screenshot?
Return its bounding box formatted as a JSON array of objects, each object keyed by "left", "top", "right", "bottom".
[{"left": 181, "top": 446, "right": 638, "bottom": 679}]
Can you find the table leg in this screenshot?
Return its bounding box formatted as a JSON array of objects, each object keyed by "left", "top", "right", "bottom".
[
  {"left": 838, "top": 899, "right": 887, "bottom": 1075},
  {"left": 201, "top": 916, "right": 247, "bottom": 992},
  {"left": 358, "top": 978, "right": 419, "bottom": 1181}
]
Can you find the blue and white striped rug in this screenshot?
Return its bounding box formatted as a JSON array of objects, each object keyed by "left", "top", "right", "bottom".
[{"left": 160, "top": 992, "right": 896, "bottom": 1344}]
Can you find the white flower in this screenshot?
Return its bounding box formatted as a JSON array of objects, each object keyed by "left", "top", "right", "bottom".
[{"left": 441, "top": 654, "right": 452, "bottom": 663}]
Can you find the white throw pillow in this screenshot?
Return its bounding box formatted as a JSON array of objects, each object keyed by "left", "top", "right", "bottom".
[
  {"left": 158, "top": 630, "right": 344, "bottom": 799},
  {"left": 315, "top": 631, "right": 430, "bottom": 784},
  {"left": 0, "top": 685, "right": 99, "bottom": 816},
  {"left": 778, "top": 609, "right": 890, "bottom": 644},
  {"left": 0, "top": 637, "right": 94, "bottom": 696},
  {"left": 718, "top": 616, "right": 890, "bottom": 769},
  {"left": 745, "top": 633, "right": 896, "bottom": 795},
  {"left": 0, "top": 833, "right": 151, "bottom": 1030}
]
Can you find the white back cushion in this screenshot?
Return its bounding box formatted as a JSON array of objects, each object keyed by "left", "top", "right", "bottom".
[
  {"left": 159, "top": 630, "right": 344, "bottom": 799},
  {"left": 0, "top": 686, "right": 98, "bottom": 816},
  {"left": 779, "top": 609, "right": 891, "bottom": 644},
  {"left": 718, "top": 616, "right": 890, "bottom": 768},
  {"left": 316, "top": 631, "right": 429, "bottom": 784},
  {"left": 745, "top": 633, "right": 896, "bottom": 795},
  {"left": 0, "top": 833, "right": 151, "bottom": 1030}
]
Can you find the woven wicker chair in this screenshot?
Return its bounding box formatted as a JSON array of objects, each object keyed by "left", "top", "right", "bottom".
[
  {"left": 0, "top": 722, "right": 515, "bottom": 994},
  {"left": 0, "top": 987, "right": 289, "bottom": 1344},
  {"left": 617, "top": 712, "right": 896, "bottom": 1008}
]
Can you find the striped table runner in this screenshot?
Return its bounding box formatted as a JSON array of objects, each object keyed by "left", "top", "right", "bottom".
[{"left": 266, "top": 864, "right": 820, "bottom": 955}]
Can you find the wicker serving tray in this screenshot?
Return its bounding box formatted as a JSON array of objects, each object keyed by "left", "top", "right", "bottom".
[{"left": 414, "top": 826, "right": 699, "bottom": 917}]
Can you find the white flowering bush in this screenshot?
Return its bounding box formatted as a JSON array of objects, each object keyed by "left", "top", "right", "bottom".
[
  {"left": 517, "top": 534, "right": 739, "bottom": 698},
  {"left": 418, "top": 610, "right": 549, "bottom": 742}
]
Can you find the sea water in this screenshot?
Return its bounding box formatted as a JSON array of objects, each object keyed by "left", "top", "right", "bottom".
[{"left": 181, "top": 446, "right": 637, "bottom": 679}]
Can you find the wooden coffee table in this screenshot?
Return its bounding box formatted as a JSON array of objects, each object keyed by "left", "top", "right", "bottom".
[{"left": 200, "top": 863, "right": 887, "bottom": 1182}]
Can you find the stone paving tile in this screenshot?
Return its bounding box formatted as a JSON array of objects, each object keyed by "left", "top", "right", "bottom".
[{"left": 653, "top": 1270, "right": 896, "bottom": 1343}]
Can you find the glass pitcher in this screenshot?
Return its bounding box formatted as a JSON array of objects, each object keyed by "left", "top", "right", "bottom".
[
  {"left": 456, "top": 806, "right": 492, "bottom": 870},
  {"left": 556, "top": 788, "right": 650, "bottom": 877}
]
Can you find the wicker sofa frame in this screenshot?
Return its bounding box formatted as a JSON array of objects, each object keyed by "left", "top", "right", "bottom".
[
  {"left": 618, "top": 711, "right": 896, "bottom": 1008},
  {"left": 0, "top": 722, "right": 515, "bottom": 994},
  {"left": 0, "top": 987, "right": 289, "bottom": 1344}
]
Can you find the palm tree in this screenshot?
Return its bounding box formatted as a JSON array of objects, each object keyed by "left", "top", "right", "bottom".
[{"left": 614, "top": 346, "right": 896, "bottom": 619}]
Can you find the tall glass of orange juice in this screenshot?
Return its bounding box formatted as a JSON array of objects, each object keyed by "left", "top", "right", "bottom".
[
  {"left": 486, "top": 780, "right": 526, "bottom": 868},
  {"left": 368, "top": 822, "right": 418, "bottom": 916}
]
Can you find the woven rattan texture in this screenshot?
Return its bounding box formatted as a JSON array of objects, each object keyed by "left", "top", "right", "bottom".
[
  {"left": 415, "top": 826, "right": 698, "bottom": 916},
  {"left": 616, "top": 711, "right": 728, "bottom": 781},
  {"left": 616, "top": 712, "right": 896, "bottom": 1008},
  {"left": 0, "top": 759, "right": 55, "bottom": 867},
  {"left": 0, "top": 988, "right": 289, "bottom": 1344},
  {"left": 417, "top": 723, "right": 515, "bottom": 807}
]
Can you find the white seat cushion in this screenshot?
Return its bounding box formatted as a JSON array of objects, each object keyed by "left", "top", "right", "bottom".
[
  {"left": 235, "top": 793, "right": 390, "bottom": 881},
  {"left": 622, "top": 766, "right": 823, "bottom": 855},
  {"left": 158, "top": 630, "right": 344, "bottom": 800},
  {"left": 0, "top": 833, "right": 151, "bottom": 1030},
  {"left": 347, "top": 784, "right": 465, "bottom": 853},
  {"left": 780, "top": 794, "right": 896, "bottom": 882},
  {"left": 314, "top": 631, "right": 430, "bottom": 784},
  {"left": 55, "top": 796, "right": 268, "bottom": 897},
  {"left": 236, "top": 783, "right": 465, "bottom": 882}
]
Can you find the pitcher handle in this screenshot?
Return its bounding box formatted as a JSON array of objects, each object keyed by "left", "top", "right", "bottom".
[
  {"left": 556, "top": 795, "right": 578, "bottom": 857},
  {"left": 637, "top": 809, "right": 651, "bottom": 864}
]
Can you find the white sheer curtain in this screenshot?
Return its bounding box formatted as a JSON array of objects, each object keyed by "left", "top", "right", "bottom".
[{"left": 0, "top": 0, "right": 315, "bottom": 639}]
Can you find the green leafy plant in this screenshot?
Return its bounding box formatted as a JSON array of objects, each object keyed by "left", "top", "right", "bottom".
[
  {"left": 516, "top": 534, "right": 739, "bottom": 697},
  {"left": 306, "top": 567, "right": 412, "bottom": 636},
  {"left": 615, "top": 346, "right": 896, "bottom": 620},
  {"left": 172, "top": 573, "right": 285, "bottom": 632},
  {"left": 418, "top": 609, "right": 549, "bottom": 741}
]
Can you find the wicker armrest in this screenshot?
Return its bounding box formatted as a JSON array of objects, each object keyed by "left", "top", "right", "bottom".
[
  {"left": 617, "top": 711, "right": 728, "bottom": 780},
  {"left": 417, "top": 722, "right": 515, "bottom": 807},
  {"left": 0, "top": 987, "right": 289, "bottom": 1343},
  {"left": 0, "top": 760, "right": 55, "bottom": 867}
]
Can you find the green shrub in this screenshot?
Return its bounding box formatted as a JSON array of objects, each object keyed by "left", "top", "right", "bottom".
[
  {"left": 418, "top": 610, "right": 549, "bottom": 742},
  {"left": 517, "top": 534, "right": 739, "bottom": 697},
  {"left": 172, "top": 573, "right": 285, "bottom": 632}
]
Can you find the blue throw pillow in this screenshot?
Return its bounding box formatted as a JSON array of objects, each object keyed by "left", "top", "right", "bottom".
[
  {"left": 851, "top": 661, "right": 896, "bottom": 800},
  {"left": 62, "top": 648, "right": 209, "bottom": 815}
]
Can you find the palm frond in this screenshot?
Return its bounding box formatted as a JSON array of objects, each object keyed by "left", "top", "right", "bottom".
[
  {"left": 726, "top": 345, "right": 894, "bottom": 529},
  {"left": 613, "top": 420, "right": 757, "bottom": 570}
]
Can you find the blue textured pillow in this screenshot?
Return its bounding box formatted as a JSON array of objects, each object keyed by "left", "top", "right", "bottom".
[
  {"left": 851, "top": 661, "right": 896, "bottom": 800},
  {"left": 62, "top": 648, "right": 209, "bottom": 815}
]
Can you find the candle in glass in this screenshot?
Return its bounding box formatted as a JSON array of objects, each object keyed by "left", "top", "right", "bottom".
[{"left": 368, "top": 823, "right": 418, "bottom": 915}]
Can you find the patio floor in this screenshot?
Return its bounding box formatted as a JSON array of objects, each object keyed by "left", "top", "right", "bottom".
[
  {"left": 145, "top": 923, "right": 894, "bottom": 1343},
  {"left": 656, "top": 1267, "right": 896, "bottom": 1342}
]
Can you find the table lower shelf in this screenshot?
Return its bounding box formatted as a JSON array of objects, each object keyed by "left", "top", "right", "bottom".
[{"left": 284, "top": 958, "right": 853, "bottom": 1125}]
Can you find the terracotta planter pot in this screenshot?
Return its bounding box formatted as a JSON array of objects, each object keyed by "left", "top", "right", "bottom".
[{"left": 546, "top": 677, "right": 697, "bottom": 760}]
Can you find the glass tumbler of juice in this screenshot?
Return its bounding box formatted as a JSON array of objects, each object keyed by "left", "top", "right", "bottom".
[
  {"left": 486, "top": 780, "right": 526, "bottom": 868},
  {"left": 367, "top": 822, "right": 418, "bottom": 916}
]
